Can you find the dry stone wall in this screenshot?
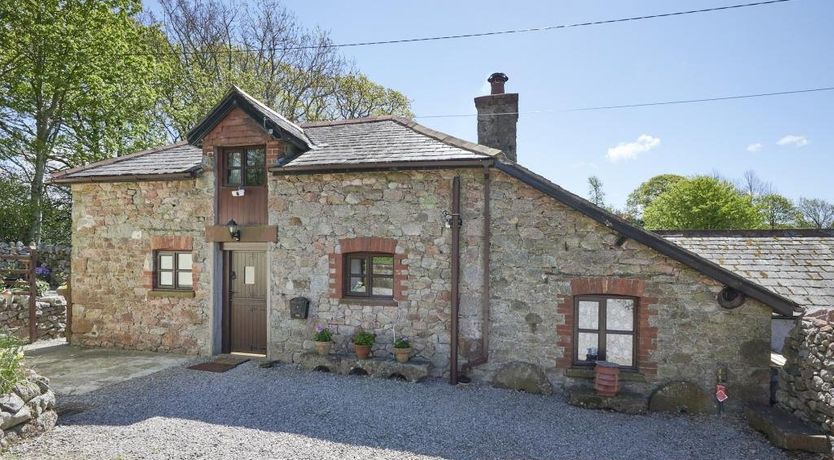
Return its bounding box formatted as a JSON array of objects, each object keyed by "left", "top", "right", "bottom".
[
  {"left": 0, "top": 370, "right": 57, "bottom": 449},
  {"left": 0, "top": 242, "right": 71, "bottom": 289},
  {"left": 777, "top": 309, "right": 834, "bottom": 436},
  {"left": 0, "top": 294, "right": 66, "bottom": 341}
]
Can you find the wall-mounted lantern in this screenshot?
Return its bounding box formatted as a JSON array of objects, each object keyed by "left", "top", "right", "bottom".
[{"left": 227, "top": 219, "right": 240, "bottom": 241}]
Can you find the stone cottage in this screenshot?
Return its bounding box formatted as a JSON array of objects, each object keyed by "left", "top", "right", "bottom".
[{"left": 52, "top": 73, "right": 805, "bottom": 408}]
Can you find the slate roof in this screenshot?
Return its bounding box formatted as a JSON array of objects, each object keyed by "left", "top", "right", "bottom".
[
  {"left": 51, "top": 142, "right": 202, "bottom": 183},
  {"left": 275, "top": 117, "right": 499, "bottom": 170},
  {"left": 659, "top": 230, "right": 834, "bottom": 313}
]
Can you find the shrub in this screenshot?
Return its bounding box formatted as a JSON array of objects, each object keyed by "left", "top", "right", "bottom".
[
  {"left": 0, "top": 334, "right": 23, "bottom": 394},
  {"left": 353, "top": 330, "right": 375, "bottom": 347},
  {"left": 394, "top": 337, "right": 411, "bottom": 349},
  {"left": 313, "top": 325, "right": 332, "bottom": 342},
  {"left": 12, "top": 279, "right": 49, "bottom": 296}
]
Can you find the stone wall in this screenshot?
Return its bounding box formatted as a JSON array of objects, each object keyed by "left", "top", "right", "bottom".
[
  {"left": 64, "top": 158, "right": 775, "bottom": 406},
  {"left": 0, "top": 293, "right": 66, "bottom": 341},
  {"left": 777, "top": 309, "right": 834, "bottom": 435},
  {"left": 266, "top": 168, "right": 773, "bottom": 405},
  {"left": 0, "top": 370, "right": 57, "bottom": 449},
  {"left": 479, "top": 171, "right": 772, "bottom": 405},
  {"left": 1, "top": 242, "right": 71, "bottom": 288},
  {"left": 267, "top": 169, "right": 487, "bottom": 377},
  {"left": 69, "top": 177, "right": 214, "bottom": 355}
]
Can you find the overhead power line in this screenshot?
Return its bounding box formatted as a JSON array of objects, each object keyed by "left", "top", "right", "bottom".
[
  {"left": 413, "top": 85, "right": 834, "bottom": 119},
  {"left": 327, "top": 0, "right": 793, "bottom": 49},
  {"left": 118, "top": 0, "right": 794, "bottom": 57}
]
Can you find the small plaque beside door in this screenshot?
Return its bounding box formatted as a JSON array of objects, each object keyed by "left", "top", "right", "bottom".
[{"left": 244, "top": 266, "right": 256, "bottom": 285}]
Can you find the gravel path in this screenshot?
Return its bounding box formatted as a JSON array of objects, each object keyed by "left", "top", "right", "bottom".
[{"left": 8, "top": 361, "right": 787, "bottom": 459}]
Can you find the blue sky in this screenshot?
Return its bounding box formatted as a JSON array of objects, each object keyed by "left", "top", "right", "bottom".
[{"left": 146, "top": 0, "right": 833, "bottom": 208}]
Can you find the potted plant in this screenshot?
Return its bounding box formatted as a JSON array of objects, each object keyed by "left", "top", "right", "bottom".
[
  {"left": 353, "top": 330, "right": 375, "bottom": 359},
  {"left": 393, "top": 337, "right": 412, "bottom": 363},
  {"left": 313, "top": 325, "right": 333, "bottom": 356}
]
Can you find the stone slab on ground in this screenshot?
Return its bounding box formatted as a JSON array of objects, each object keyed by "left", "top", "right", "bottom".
[
  {"left": 295, "top": 352, "right": 430, "bottom": 382},
  {"left": 567, "top": 386, "right": 648, "bottom": 415},
  {"left": 22, "top": 343, "right": 192, "bottom": 396},
  {"left": 745, "top": 404, "right": 831, "bottom": 453}
]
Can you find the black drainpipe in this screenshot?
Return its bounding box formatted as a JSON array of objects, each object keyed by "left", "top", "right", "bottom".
[{"left": 450, "top": 175, "right": 461, "bottom": 385}]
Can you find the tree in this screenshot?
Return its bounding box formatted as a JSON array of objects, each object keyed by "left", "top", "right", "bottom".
[
  {"left": 626, "top": 174, "right": 685, "bottom": 222},
  {"left": 756, "top": 194, "right": 798, "bottom": 229},
  {"left": 587, "top": 176, "right": 606, "bottom": 208},
  {"left": 740, "top": 169, "right": 772, "bottom": 198},
  {"left": 152, "top": 0, "right": 412, "bottom": 139},
  {"left": 643, "top": 176, "right": 763, "bottom": 230},
  {"left": 0, "top": 0, "right": 167, "bottom": 243},
  {"left": 797, "top": 197, "right": 834, "bottom": 229}
]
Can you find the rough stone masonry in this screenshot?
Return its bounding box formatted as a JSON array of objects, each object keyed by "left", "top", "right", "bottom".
[
  {"left": 0, "top": 369, "right": 57, "bottom": 449},
  {"left": 777, "top": 309, "right": 834, "bottom": 438}
]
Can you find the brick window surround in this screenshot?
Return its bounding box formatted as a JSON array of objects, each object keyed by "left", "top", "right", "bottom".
[
  {"left": 556, "top": 277, "right": 658, "bottom": 377},
  {"left": 330, "top": 237, "right": 408, "bottom": 301},
  {"left": 142, "top": 236, "right": 196, "bottom": 290}
]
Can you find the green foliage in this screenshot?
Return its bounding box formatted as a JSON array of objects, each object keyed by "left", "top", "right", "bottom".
[
  {"left": 643, "top": 176, "right": 763, "bottom": 230},
  {"left": 756, "top": 194, "right": 799, "bottom": 229},
  {"left": 0, "top": 0, "right": 168, "bottom": 243},
  {"left": 626, "top": 174, "right": 685, "bottom": 223},
  {"left": 353, "top": 330, "right": 375, "bottom": 347},
  {"left": 12, "top": 279, "right": 49, "bottom": 296},
  {"left": 0, "top": 334, "right": 24, "bottom": 394},
  {"left": 393, "top": 337, "right": 411, "bottom": 349},
  {"left": 587, "top": 176, "right": 606, "bottom": 208},
  {"left": 153, "top": 0, "right": 413, "bottom": 136},
  {"left": 313, "top": 326, "right": 332, "bottom": 342},
  {"left": 797, "top": 197, "right": 834, "bottom": 229}
]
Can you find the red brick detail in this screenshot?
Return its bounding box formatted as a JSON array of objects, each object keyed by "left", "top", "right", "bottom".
[
  {"left": 200, "top": 107, "right": 285, "bottom": 167},
  {"left": 555, "top": 277, "right": 658, "bottom": 377},
  {"left": 150, "top": 235, "right": 193, "bottom": 251},
  {"left": 329, "top": 237, "right": 407, "bottom": 301}
]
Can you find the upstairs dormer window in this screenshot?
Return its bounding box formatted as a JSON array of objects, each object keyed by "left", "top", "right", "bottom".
[{"left": 224, "top": 147, "right": 265, "bottom": 187}]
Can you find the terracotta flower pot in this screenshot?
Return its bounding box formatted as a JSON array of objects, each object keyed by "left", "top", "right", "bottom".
[
  {"left": 594, "top": 361, "right": 621, "bottom": 397},
  {"left": 314, "top": 340, "right": 332, "bottom": 356},
  {"left": 354, "top": 344, "right": 371, "bottom": 360},
  {"left": 393, "top": 347, "right": 412, "bottom": 363}
]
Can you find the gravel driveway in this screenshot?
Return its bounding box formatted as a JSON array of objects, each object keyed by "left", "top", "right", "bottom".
[{"left": 8, "top": 361, "right": 787, "bottom": 459}]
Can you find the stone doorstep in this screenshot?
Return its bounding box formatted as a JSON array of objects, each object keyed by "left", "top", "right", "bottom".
[
  {"left": 566, "top": 385, "right": 648, "bottom": 415},
  {"left": 745, "top": 405, "right": 831, "bottom": 454},
  {"left": 295, "top": 352, "right": 431, "bottom": 382}
]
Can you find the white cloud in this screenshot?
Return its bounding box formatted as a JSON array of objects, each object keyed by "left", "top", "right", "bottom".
[
  {"left": 777, "top": 135, "right": 809, "bottom": 147},
  {"left": 747, "top": 143, "right": 763, "bottom": 153},
  {"left": 606, "top": 134, "right": 661, "bottom": 162}
]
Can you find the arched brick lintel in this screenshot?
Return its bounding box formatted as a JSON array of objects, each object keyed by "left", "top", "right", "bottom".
[
  {"left": 556, "top": 277, "right": 658, "bottom": 378},
  {"left": 329, "top": 237, "right": 408, "bottom": 301}
]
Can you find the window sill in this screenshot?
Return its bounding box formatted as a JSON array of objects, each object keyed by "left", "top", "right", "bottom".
[
  {"left": 338, "top": 297, "right": 398, "bottom": 307},
  {"left": 148, "top": 290, "right": 196, "bottom": 299},
  {"left": 565, "top": 367, "right": 646, "bottom": 383}
]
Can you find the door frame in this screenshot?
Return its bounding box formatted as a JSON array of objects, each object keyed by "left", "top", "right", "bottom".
[{"left": 220, "top": 242, "right": 270, "bottom": 355}]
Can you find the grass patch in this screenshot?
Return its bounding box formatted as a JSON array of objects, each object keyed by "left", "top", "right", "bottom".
[{"left": 0, "top": 334, "right": 23, "bottom": 394}]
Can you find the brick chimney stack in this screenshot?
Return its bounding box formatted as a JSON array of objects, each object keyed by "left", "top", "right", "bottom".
[{"left": 475, "top": 72, "right": 518, "bottom": 162}]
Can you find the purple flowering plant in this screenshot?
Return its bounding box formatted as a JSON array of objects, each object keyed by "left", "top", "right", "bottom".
[
  {"left": 313, "top": 324, "right": 333, "bottom": 342},
  {"left": 34, "top": 264, "right": 51, "bottom": 279},
  {"left": 394, "top": 336, "right": 411, "bottom": 349}
]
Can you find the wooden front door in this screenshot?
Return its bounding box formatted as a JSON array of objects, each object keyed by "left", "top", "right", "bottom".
[{"left": 227, "top": 250, "right": 267, "bottom": 354}]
